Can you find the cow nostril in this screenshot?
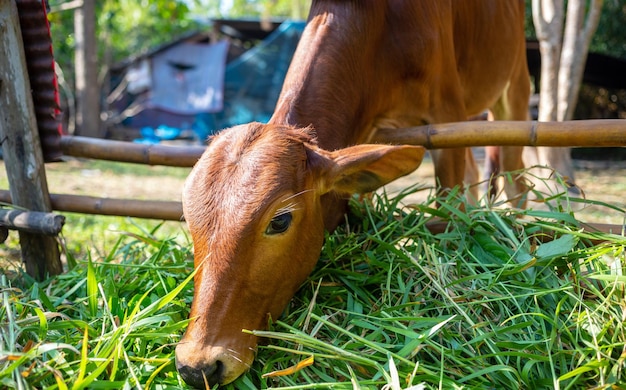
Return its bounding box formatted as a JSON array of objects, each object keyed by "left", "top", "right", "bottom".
[
  {"left": 210, "top": 360, "right": 224, "bottom": 385},
  {"left": 177, "top": 360, "right": 223, "bottom": 389}
]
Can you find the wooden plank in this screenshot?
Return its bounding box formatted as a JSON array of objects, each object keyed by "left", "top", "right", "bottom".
[{"left": 0, "top": 0, "right": 62, "bottom": 279}]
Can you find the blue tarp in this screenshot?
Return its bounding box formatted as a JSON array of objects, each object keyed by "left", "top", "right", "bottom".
[
  {"left": 130, "top": 21, "right": 305, "bottom": 143},
  {"left": 150, "top": 40, "right": 229, "bottom": 115},
  {"left": 193, "top": 21, "right": 305, "bottom": 140}
]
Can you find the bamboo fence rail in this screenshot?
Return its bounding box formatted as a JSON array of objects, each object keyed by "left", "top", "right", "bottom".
[
  {"left": 0, "top": 116, "right": 623, "bottom": 280},
  {"left": 2, "top": 119, "right": 623, "bottom": 220},
  {"left": 0, "top": 209, "right": 65, "bottom": 235},
  {"left": 58, "top": 120, "right": 626, "bottom": 168},
  {"left": 13, "top": 119, "right": 626, "bottom": 224},
  {"left": 4, "top": 119, "right": 626, "bottom": 226},
  {"left": 372, "top": 119, "right": 626, "bottom": 148},
  {"left": 60, "top": 136, "right": 206, "bottom": 166},
  {"left": 0, "top": 191, "right": 183, "bottom": 221}
]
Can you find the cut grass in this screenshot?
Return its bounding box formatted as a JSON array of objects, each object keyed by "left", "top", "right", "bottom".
[{"left": 1, "top": 184, "right": 625, "bottom": 389}]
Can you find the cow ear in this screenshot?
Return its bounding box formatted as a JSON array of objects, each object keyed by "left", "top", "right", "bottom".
[{"left": 311, "top": 144, "right": 425, "bottom": 195}]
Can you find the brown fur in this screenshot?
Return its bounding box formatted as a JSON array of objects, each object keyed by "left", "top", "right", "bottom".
[{"left": 176, "top": 1, "right": 530, "bottom": 387}]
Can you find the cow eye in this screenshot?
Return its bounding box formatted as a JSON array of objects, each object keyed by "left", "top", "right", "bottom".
[{"left": 266, "top": 212, "right": 293, "bottom": 235}]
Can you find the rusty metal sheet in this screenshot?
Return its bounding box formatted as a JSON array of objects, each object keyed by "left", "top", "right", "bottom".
[{"left": 15, "top": 0, "right": 63, "bottom": 162}]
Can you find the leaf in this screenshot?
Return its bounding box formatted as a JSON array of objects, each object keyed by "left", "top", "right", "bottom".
[
  {"left": 535, "top": 234, "right": 577, "bottom": 260},
  {"left": 86, "top": 257, "right": 98, "bottom": 317},
  {"left": 386, "top": 354, "right": 401, "bottom": 390},
  {"left": 262, "top": 355, "right": 314, "bottom": 378}
]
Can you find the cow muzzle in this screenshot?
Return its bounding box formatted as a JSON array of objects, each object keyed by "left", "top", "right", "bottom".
[{"left": 175, "top": 341, "right": 253, "bottom": 388}]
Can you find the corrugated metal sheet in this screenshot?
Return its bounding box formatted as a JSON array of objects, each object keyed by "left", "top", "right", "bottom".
[{"left": 15, "top": 0, "right": 63, "bottom": 162}]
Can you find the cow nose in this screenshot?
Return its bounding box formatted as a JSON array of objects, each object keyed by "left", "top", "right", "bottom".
[
  {"left": 176, "top": 359, "right": 222, "bottom": 389},
  {"left": 175, "top": 340, "right": 254, "bottom": 387}
]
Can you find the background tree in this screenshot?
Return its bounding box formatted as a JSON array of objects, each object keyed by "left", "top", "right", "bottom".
[
  {"left": 73, "top": 0, "right": 99, "bottom": 137},
  {"left": 48, "top": 0, "right": 202, "bottom": 135},
  {"left": 525, "top": 0, "right": 603, "bottom": 192},
  {"left": 186, "top": 0, "right": 310, "bottom": 20}
]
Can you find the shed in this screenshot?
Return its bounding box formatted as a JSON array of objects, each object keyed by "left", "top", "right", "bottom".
[{"left": 108, "top": 19, "right": 305, "bottom": 143}]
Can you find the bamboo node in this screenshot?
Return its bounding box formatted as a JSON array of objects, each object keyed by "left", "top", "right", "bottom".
[
  {"left": 425, "top": 123, "right": 434, "bottom": 149},
  {"left": 529, "top": 120, "right": 538, "bottom": 146}
]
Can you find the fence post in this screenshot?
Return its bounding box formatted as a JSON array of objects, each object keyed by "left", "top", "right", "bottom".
[{"left": 0, "top": 0, "right": 62, "bottom": 279}]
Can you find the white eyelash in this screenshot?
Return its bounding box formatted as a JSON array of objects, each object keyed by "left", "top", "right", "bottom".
[
  {"left": 284, "top": 189, "right": 314, "bottom": 201},
  {"left": 273, "top": 189, "right": 313, "bottom": 217},
  {"left": 274, "top": 202, "right": 298, "bottom": 217}
]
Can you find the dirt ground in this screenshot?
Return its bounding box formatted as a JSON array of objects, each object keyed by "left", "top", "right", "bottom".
[
  {"left": 39, "top": 159, "right": 188, "bottom": 202},
  {"left": 2, "top": 148, "right": 625, "bottom": 225}
]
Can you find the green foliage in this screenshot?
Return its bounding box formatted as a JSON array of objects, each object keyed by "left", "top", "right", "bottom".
[
  {"left": 99, "top": 0, "right": 202, "bottom": 62},
  {"left": 524, "top": 0, "right": 626, "bottom": 59},
  {"left": 48, "top": 0, "right": 203, "bottom": 84},
  {"left": 591, "top": 0, "right": 626, "bottom": 58},
  {"left": 2, "top": 182, "right": 625, "bottom": 388},
  {"left": 233, "top": 188, "right": 626, "bottom": 389},
  {"left": 187, "top": 0, "right": 311, "bottom": 19},
  {"left": 0, "top": 232, "right": 194, "bottom": 389}
]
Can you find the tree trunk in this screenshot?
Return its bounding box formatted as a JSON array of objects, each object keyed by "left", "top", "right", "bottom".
[
  {"left": 557, "top": 0, "right": 603, "bottom": 121},
  {"left": 532, "top": 0, "right": 563, "bottom": 123},
  {"left": 74, "top": 0, "right": 101, "bottom": 137},
  {"left": 526, "top": 0, "right": 603, "bottom": 193}
]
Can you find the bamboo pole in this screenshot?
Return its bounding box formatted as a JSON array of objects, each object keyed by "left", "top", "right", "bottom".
[
  {"left": 59, "top": 120, "right": 625, "bottom": 168},
  {"left": 0, "top": 227, "right": 7, "bottom": 244},
  {"left": 372, "top": 119, "right": 626, "bottom": 148},
  {"left": 0, "top": 190, "right": 183, "bottom": 221},
  {"left": 30, "top": 119, "right": 626, "bottom": 224},
  {"left": 0, "top": 209, "right": 65, "bottom": 235},
  {"left": 60, "top": 135, "right": 205, "bottom": 167}
]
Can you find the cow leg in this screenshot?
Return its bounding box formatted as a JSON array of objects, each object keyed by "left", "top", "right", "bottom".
[
  {"left": 464, "top": 147, "right": 480, "bottom": 202},
  {"left": 432, "top": 147, "right": 470, "bottom": 192},
  {"left": 488, "top": 62, "right": 531, "bottom": 208},
  {"left": 431, "top": 118, "right": 477, "bottom": 202},
  {"left": 429, "top": 33, "right": 479, "bottom": 203},
  {"left": 484, "top": 145, "right": 501, "bottom": 200}
]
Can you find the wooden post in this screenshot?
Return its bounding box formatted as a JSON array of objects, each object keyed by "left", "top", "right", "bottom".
[
  {"left": 74, "top": 0, "right": 101, "bottom": 137},
  {"left": 0, "top": 0, "right": 62, "bottom": 279}
]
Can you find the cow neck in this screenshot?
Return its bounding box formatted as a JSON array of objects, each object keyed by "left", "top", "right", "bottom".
[{"left": 269, "top": 8, "right": 386, "bottom": 152}]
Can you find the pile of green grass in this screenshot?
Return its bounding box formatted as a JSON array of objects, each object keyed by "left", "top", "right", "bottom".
[{"left": 1, "top": 186, "right": 625, "bottom": 389}]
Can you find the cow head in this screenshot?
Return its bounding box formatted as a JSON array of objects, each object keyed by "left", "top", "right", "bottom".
[{"left": 175, "top": 122, "right": 424, "bottom": 387}]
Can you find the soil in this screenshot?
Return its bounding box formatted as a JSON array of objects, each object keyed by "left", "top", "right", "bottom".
[{"left": 40, "top": 159, "right": 187, "bottom": 202}]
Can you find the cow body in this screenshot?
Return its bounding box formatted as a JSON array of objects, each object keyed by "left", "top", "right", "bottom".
[{"left": 176, "top": 1, "right": 530, "bottom": 387}]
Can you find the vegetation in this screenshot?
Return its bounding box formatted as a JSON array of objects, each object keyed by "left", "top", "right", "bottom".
[
  {"left": 46, "top": 0, "right": 626, "bottom": 86},
  {"left": 46, "top": 0, "right": 626, "bottom": 65},
  {"left": 1, "top": 182, "right": 625, "bottom": 389},
  {"left": 524, "top": 0, "right": 626, "bottom": 59},
  {"left": 48, "top": 0, "right": 202, "bottom": 77}
]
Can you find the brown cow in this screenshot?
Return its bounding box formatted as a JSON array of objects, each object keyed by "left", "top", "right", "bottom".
[{"left": 176, "top": 1, "right": 530, "bottom": 387}]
